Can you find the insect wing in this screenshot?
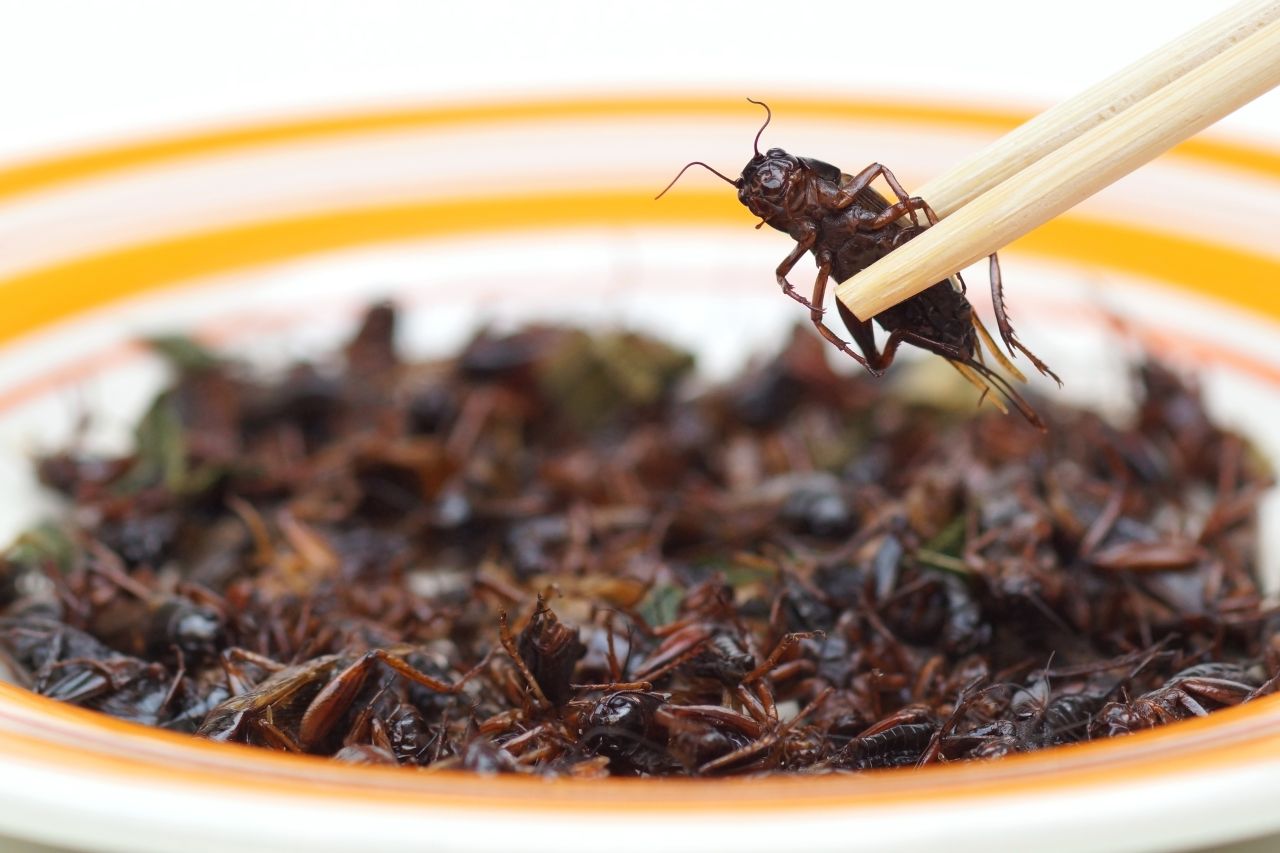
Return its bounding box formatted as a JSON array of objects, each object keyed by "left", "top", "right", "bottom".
[{"left": 798, "top": 156, "right": 843, "bottom": 185}]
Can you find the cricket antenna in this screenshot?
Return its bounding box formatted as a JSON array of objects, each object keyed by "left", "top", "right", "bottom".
[
  {"left": 655, "top": 161, "right": 740, "bottom": 199},
  {"left": 746, "top": 98, "right": 771, "bottom": 157}
]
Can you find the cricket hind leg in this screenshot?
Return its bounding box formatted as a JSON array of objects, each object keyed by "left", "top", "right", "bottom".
[
  {"left": 846, "top": 322, "right": 1046, "bottom": 430},
  {"left": 857, "top": 192, "right": 944, "bottom": 233},
  {"left": 865, "top": 196, "right": 935, "bottom": 230},
  {"left": 989, "top": 254, "right": 1062, "bottom": 386},
  {"left": 821, "top": 270, "right": 1045, "bottom": 428},
  {"left": 837, "top": 163, "right": 925, "bottom": 227}
]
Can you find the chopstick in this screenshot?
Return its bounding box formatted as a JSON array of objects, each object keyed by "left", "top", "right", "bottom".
[
  {"left": 915, "top": 0, "right": 1280, "bottom": 219},
  {"left": 836, "top": 7, "right": 1280, "bottom": 322}
]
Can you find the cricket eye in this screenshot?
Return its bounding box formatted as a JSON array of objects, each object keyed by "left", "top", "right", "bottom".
[{"left": 759, "top": 164, "right": 785, "bottom": 192}]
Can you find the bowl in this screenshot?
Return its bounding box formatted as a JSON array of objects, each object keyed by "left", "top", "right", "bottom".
[{"left": 0, "top": 95, "right": 1279, "bottom": 853}]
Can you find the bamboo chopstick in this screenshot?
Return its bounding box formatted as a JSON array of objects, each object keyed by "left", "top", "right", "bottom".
[
  {"left": 915, "top": 0, "right": 1280, "bottom": 219},
  {"left": 837, "top": 16, "right": 1280, "bottom": 322}
]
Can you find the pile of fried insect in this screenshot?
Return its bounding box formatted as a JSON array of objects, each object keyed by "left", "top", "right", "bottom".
[{"left": 0, "top": 103, "right": 1274, "bottom": 776}]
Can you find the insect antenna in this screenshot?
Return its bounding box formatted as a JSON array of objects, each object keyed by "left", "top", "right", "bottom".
[
  {"left": 746, "top": 98, "right": 771, "bottom": 156},
  {"left": 654, "top": 161, "right": 740, "bottom": 199}
]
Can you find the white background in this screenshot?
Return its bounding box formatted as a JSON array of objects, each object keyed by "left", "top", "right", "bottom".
[{"left": 0, "top": 0, "right": 1277, "bottom": 163}]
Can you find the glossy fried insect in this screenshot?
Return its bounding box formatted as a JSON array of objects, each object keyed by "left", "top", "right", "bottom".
[
  {"left": 0, "top": 616, "right": 183, "bottom": 726},
  {"left": 1011, "top": 677, "right": 1112, "bottom": 747},
  {"left": 576, "top": 690, "right": 674, "bottom": 775},
  {"left": 1093, "top": 663, "right": 1264, "bottom": 737},
  {"left": 840, "top": 706, "right": 939, "bottom": 769},
  {"left": 197, "top": 646, "right": 485, "bottom": 752},
  {"left": 658, "top": 99, "right": 1060, "bottom": 427},
  {"left": 515, "top": 596, "right": 587, "bottom": 708}
]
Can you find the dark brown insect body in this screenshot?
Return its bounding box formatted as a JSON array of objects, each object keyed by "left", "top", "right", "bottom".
[
  {"left": 660, "top": 100, "right": 1061, "bottom": 426},
  {"left": 196, "top": 646, "right": 481, "bottom": 753},
  {"left": 1093, "top": 663, "right": 1264, "bottom": 737}
]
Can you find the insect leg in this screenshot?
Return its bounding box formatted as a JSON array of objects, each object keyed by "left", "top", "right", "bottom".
[
  {"left": 865, "top": 328, "right": 1046, "bottom": 428},
  {"left": 697, "top": 732, "right": 778, "bottom": 775},
  {"left": 775, "top": 232, "right": 820, "bottom": 310},
  {"left": 846, "top": 328, "right": 958, "bottom": 372},
  {"left": 831, "top": 302, "right": 889, "bottom": 376},
  {"left": 989, "top": 254, "right": 1062, "bottom": 385},
  {"left": 809, "top": 258, "right": 873, "bottom": 370},
  {"left": 1171, "top": 688, "right": 1211, "bottom": 717},
  {"left": 254, "top": 717, "right": 304, "bottom": 752},
  {"left": 369, "top": 647, "right": 489, "bottom": 695},
  {"left": 220, "top": 647, "right": 283, "bottom": 695},
  {"left": 742, "top": 631, "right": 822, "bottom": 684},
  {"left": 864, "top": 196, "right": 937, "bottom": 230},
  {"left": 836, "top": 163, "right": 923, "bottom": 226}
]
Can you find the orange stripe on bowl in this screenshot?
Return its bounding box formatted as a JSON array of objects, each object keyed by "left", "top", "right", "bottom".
[
  {"left": 0, "top": 96, "right": 1276, "bottom": 206},
  {"left": 2, "top": 680, "right": 1280, "bottom": 812},
  {"left": 0, "top": 190, "right": 1278, "bottom": 353}
]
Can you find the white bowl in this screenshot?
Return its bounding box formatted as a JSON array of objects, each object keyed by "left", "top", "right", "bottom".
[{"left": 1, "top": 95, "right": 1279, "bottom": 853}]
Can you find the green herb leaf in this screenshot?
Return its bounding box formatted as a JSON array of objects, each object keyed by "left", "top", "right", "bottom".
[
  {"left": 637, "top": 583, "right": 683, "bottom": 628},
  {"left": 144, "top": 335, "right": 223, "bottom": 373},
  {"left": 922, "top": 516, "right": 965, "bottom": 557},
  {"left": 115, "top": 391, "right": 189, "bottom": 494},
  {"left": 6, "top": 522, "right": 79, "bottom": 574}
]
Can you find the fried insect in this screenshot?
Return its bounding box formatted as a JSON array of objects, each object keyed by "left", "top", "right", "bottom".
[
  {"left": 576, "top": 690, "right": 674, "bottom": 775},
  {"left": 1094, "top": 663, "right": 1264, "bottom": 736},
  {"left": 197, "top": 646, "right": 485, "bottom": 752},
  {"left": 515, "top": 596, "right": 587, "bottom": 708},
  {"left": 658, "top": 99, "right": 1060, "bottom": 426}
]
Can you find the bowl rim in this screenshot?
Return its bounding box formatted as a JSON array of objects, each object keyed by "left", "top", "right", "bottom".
[
  {"left": 2, "top": 92, "right": 1276, "bottom": 206},
  {"left": 3, "top": 677, "right": 1280, "bottom": 812}
]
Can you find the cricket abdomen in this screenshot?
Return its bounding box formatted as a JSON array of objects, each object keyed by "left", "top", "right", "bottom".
[
  {"left": 824, "top": 220, "right": 976, "bottom": 355},
  {"left": 873, "top": 281, "right": 976, "bottom": 352}
]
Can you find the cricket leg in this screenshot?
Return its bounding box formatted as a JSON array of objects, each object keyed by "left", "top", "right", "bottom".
[
  {"left": 809, "top": 258, "right": 872, "bottom": 370},
  {"left": 989, "top": 253, "right": 1062, "bottom": 385},
  {"left": 836, "top": 163, "right": 924, "bottom": 227},
  {"left": 862, "top": 326, "right": 1045, "bottom": 429},
  {"left": 864, "top": 195, "right": 940, "bottom": 230},
  {"left": 861, "top": 329, "right": 971, "bottom": 372},
  {"left": 776, "top": 232, "right": 820, "bottom": 311},
  {"left": 831, "top": 297, "right": 894, "bottom": 377}
]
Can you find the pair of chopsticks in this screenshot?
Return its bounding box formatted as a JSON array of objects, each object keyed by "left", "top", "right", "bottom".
[{"left": 835, "top": 0, "right": 1280, "bottom": 321}]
